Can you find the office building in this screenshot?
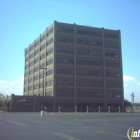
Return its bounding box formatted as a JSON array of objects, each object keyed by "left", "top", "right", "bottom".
[{"left": 24, "top": 21, "right": 124, "bottom": 112}]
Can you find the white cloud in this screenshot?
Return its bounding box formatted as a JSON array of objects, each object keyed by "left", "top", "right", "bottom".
[
  {"left": 123, "top": 75, "right": 136, "bottom": 82},
  {"left": 0, "top": 77, "right": 24, "bottom": 96}
]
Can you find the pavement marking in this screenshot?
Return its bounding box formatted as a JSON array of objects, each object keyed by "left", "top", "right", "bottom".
[
  {"left": 96, "top": 130, "right": 127, "bottom": 138},
  {"left": 29, "top": 120, "right": 56, "bottom": 125},
  {"left": 58, "top": 120, "right": 82, "bottom": 124},
  {"left": 7, "top": 120, "right": 29, "bottom": 127},
  {"left": 54, "top": 133, "right": 79, "bottom": 140}
]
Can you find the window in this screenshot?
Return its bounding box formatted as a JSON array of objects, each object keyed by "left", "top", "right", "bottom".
[
  {"left": 106, "top": 71, "right": 121, "bottom": 78},
  {"left": 40, "top": 53, "right": 45, "bottom": 60},
  {"left": 39, "top": 73, "right": 44, "bottom": 79},
  {"left": 77, "top": 69, "right": 103, "bottom": 77},
  {"left": 57, "top": 57, "right": 73, "bottom": 64},
  {"left": 35, "top": 41, "right": 39, "bottom": 47},
  {"left": 104, "top": 41, "right": 119, "bottom": 49},
  {"left": 25, "top": 57, "right": 29, "bottom": 62},
  {"left": 106, "top": 61, "right": 120, "bottom": 68},
  {"left": 29, "top": 69, "right": 34, "bottom": 75},
  {"left": 25, "top": 72, "right": 28, "bottom": 77},
  {"left": 104, "top": 32, "right": 119, "bottom": 39},
  {"left": 57, "top": 26, "right": 73, "bottom": 33},
  {"left": 57, "top": 46, "right": 73, "bottom": 54},
  {"left": 56, "top": 79, "right": 74, "bottom": 86},
  {"left": 29, "top": 78, "right": 33, "bottom": 83},
  {"left": 105, "top": 51, "right": 119, "bottom": 58},
  {"left": 40, "top": 44, "right": 45, "bottom": 51},
  {"left": 77, "top": 49, "right": 102, "bottom": 57},
  {"left": 46, "top": 69, "right": 53, "bottom": 76},
  {"left": 47, "top": 28, "right": 53, "bottom": 36},
  {"left": 29, "top": 61, "right": 34, "bottom": 67},
  {"left": 24, "top": 88, "right": 28, "bottom": 92},
  {"left": 40, "top": 63, "right": 45, "bottom": 69},
  {"left": 107, "top": 80, "right": 121, "bottom": 88},
  {"left": 46, "top": 91, "right": 53, "bottom": 96},
  {"left": 57, "top": 36, "right": 73, "bottom": 44},
  {"left": 77, "top": 38, "right": 102, "bottom": 47},
  {"left": 46, "top": 48, "right": 53, "bottom": 56},
  {"left": 25, "top": 50, "right": 29, "bottom": 55},
  {"left": 40, "top": 35, "right": 46, "bottom": 42},
  {"left": 39, "top": 83, "right": 43, "bottom": 88},
  {"left": 47, "top": 38, "right": 53, "bottom": 46},
  {"left": 77, "top": 29, "right": 102, "bottom": 37},
  {"left": 29, "top": 54, "right": 34, "bottom": 59},
  {"left": 46, "top": 59, "right": 53, "bottom": 66},
  {"left": 34, "top": 85, "right": 38, "bottom": 90},
  {"left": 30, "top": 46, "right": 34, "bottom": 51},
  {"left": 25, "top": 65, "right": 29, "bottom": 70},
  {"left": 28, "top": 86, "right": 32, "bottom": 91},
  {"left": 24, "top": 80, "right": 28, "bottom": 84},
  {"left": 107, "top": 90, "right": 121, "bottom": 97},
  {"left": 34, "top": 58, "right": 39, "bottom": 64},
  {"left": 46, "top": 80, "right": 53, "bottom": 86},
  {"left": 34, "top": 49, "right": 39, "bottom": 55},
  {"left": 57, "top": 68, "right": 74, "bottom": 75},
  {"left": 34, "top": 76, "right": 38, "bottom": 81},
  {"left": 77, "top": 59, "right": 103, "bottom": 67},
  {"left": 34, "top": 67, "right": 39, "bottom": 72},
  {"left": 77, "top": 80, "right": 104, "bottom": 87}
]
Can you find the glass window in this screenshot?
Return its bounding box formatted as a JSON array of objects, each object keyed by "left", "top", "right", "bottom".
[
  {"left": 57, "top": 36, "right": 74, "bottom": 44},
  {"left": 40, "top": 53, "right": 45, "bottom": 60},
  {"left": 28, "top": 78, "right": 33, "bottom": 83},
  {"left": 57, "top": 46, "right": 73, "bottom": 54},
  {"left": 107, "top": 80, "right": 121, "bottom": 88},
  {"left": 34, "top": 67, "right": 39, "bottom": 72},
  {"left": 25, "top": 72, "right": 28, "bottom": 77},
  {"left": 46, "top": 69, "right": 53, "bottom": 76},
  {"left": 47, "top": 28, "right": 53, "bottom": 36},
  {"left": 56, "top": 79, "right": 74, "bottom": 86},
  {"left": 104, "top": 41, "right": 119, "bottom": 49},
  {"left": 47, "top": 38, "right": 53, "bottom": 46},
  {"left": 39, "top": 83, "right": 43, "bottom": 88},
  {"left": 29, "top": 61, "right": 34, "bottom": 67},
  {"left": 46, "top": 59, "right": 53, "bottom": 66},
  {"left": 30, "top": 46, "right": 34, "bottom": 51},
  {"left": 25, "top": 64, "right": 29, "bottom": 70},
  {"left": 34, "top": 58, "right": 39, "bottom": 64},
  {"left": 35, "top": 41, "right": 39, "bottom": 47},
  {"left": 29, "top": 69, "right": 34, "bottom": 75},
  {"left": 106, "top": 71, "right": 121, "bottom": 78},
  {"left": 105, "top": 51, "right": 120, "bottom": 58},
  {"left": 46, "top": 48, "right": 53, "bottom": 56},
  {"left": 46, "top": 80, "right": 53, "bottom": 86},
  {"left": 34, "top": 49, "right": 40, "bottom": 55},
  {"left": 40, "top": 44, "right": 45, "bottom": 51},
  {"left": 104, "top": 32, "right": 119, "bottom": 39},
  {"left": 24, "top": 88, "right": 28, "bottom": 92},
  {"left": 58, "top": 26, "right": 73, "bottom": 33},
  {"left": 40, "top": 63, "right": 45, "bottom": 69},
  {"left": 57, "top": 57, "right": 74, "bottom": 64},
  {"left": 46, "top": 91, "right": 53, "bottom": 96},
  {"left": 33, "top": 85, "right": 38, "bottom": 90},
  {"left": 39, "top": 73, "right": 44, "bottom": 79},
  {"left": 57, "top": 68, "right": 74, "bottom": 75},
  {"left": 106, "top": 61, "right": 120, "bottom": 68},
  {"left": 40, "top": 35, "right": 46, "bottom": 42},
  {"left": 34, "top": 76, "right": 38, "bottom": 81},
  {"left": 25, "top": 50, "right": 29, "bottom": 55},
  {"left": 29, "top": 53, "right": 34, "bottom": 59},
  {"left": 28, "top": 86, "right": 32, "bottom": 91},
  {"left": 25, "top": 57, "right": 29, "bottom": 62}
]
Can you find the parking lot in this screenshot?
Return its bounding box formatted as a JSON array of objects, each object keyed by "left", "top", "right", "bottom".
[{"left": 0, "top": 112, "right": 140, "bottom": 140}]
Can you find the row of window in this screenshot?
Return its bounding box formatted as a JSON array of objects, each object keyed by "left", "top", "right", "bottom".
[
  {"left": 25, "top": 58, "right": 53, "bottom": 70},
  {"left": 77, "top": 39, "right": 102, "bottom": 47},
  {"left": 105, "top": 52, "right": 120, "bottom": 58},
  {"left": 77, "top": 92, "right": 103, "bottom": 97},
  {"left": 77, "top": 49, "right": 102, "bottom": 57},
  {"left": 25, "top": 70, "right": 53, "bottom": 84},
  {"left": 77, "top": 81, "right": 103, "bottom": 87},
  {"left": 25, "top": 67, "right": 53, "bottom": 78},
  {"left": 25, "top": 29, "right": 53, "bottom": 55}
]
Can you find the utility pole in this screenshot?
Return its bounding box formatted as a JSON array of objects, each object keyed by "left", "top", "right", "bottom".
[{"left": 131, "top": 92, "right": 135, "bottom": 112}]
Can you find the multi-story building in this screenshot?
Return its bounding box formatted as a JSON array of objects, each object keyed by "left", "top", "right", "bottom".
[{"left": 24, "top": 21, "right": 124, "bottom": 112}]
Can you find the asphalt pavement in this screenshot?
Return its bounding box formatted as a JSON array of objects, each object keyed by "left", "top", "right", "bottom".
[{"left": 0, "top": 112, "right": 140, "bottom": 140}]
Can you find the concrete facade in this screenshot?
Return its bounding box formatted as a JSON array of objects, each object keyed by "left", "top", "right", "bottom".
[{"left": 24, "top": 21, "right": 124, "bottom": 112}]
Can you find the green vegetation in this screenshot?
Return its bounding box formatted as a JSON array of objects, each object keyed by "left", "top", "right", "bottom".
[{"left": 0, "top": 93, "right": 11, "bottom": 111}]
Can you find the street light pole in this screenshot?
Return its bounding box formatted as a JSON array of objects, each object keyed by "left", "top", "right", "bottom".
[{"left": 40, "top": 67, "right": 47, "bottom": 114}]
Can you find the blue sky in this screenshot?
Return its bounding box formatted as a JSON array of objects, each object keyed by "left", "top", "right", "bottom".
[{"left": 0, "top": 0, "right": 140, "bottom": 102}]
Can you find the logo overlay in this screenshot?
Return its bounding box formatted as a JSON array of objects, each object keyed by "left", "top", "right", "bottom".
[{"left": 127, "top": 127, "right": 140, "bottom": 140}]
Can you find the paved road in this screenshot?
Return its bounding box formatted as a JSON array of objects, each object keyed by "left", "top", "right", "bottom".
[{"left": 0, "top": 112, "right": 140, "bottom": 140}]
